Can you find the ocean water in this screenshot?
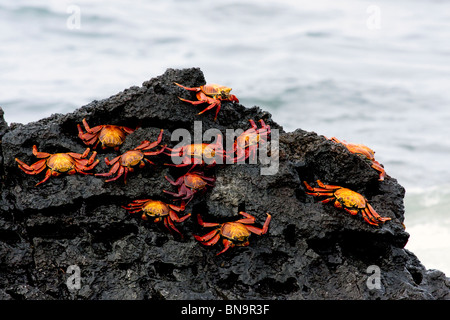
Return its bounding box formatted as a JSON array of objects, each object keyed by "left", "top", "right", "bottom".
[{"left": 1, "top": 0, "right": 449, "bottom": 276}]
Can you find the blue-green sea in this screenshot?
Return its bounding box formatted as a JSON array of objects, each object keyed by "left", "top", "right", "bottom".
[{"left": 1, "top": 0, "right": 449, "bottom": 276}]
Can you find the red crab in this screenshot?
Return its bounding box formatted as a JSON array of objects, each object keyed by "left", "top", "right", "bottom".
[
  {"left": 122, "top": 199, "right": 190, "bottom": 236},
  {"left": 15, "top": 145, "right": 99, "bottom": 186},
  {"left": 231, "top": 119, "right": 271, "bottom": 163},
  {"left": 164, "top": 134, "right": 225, "bottom": 169},
  {"left": 174, "top": 82, "right": 239, "bottom": 121},
  {"left": 194, "top": 211, "right": 272, "bottom": 255},
  {"left": 328, "top": 137, "right": 386, "bottom": 181},
  {"left": 303, "top": 180, "right": 391, "bottom": 226},
  {"left": 95, "top": 129, "right": 166, "bottom": 183},
  {"left": 77, "top": 118, "right": 135, "bottom": 150},
  {"left": 163, "top": 171, "right": 215, "bottom": 204}
]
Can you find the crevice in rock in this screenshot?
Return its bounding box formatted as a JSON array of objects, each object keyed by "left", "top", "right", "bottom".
[
  {"left": 283, "top": 224, "right": 297, "bottom": 247},
  {"left": 254, "top": 277, "right": 299, "bottom": 296}
]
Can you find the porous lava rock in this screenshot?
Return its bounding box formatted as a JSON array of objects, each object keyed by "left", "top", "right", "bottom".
[{"left": 0, "top": 68, "right": 448, "bottom": 300}]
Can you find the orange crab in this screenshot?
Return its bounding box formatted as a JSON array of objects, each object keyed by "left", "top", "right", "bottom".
[
  {"left": 77, "top": 118, "right": 135, "bottom": 150},
  {"left": 122, "top": 199, "right": 190, "bottom": 236},
  {"left": 231, "top": 119, "right": 271, "bottom": 163},
  {"left": 174, "top": 82, "right": 239, "bottom": 121},
  {"left": 163, "top": 171, "right": 215, "bottom": 204},
  {"left": 194, "top": 211, "right": 271, "bottom": 255},
  {"left": 303, "top": 180, "right": 391, "bottom": 226},
  {"left": 15, "top": 145, "right": 99, "bottom": 186},
  {"left": 328, "top": 137, "right": 386, "bottom": 181},
  {"left": 165, "top": 134, "right": 225, "bottom": 169},
  {"left": 95, "top": 129, "right": 166, "bottom": 183}
]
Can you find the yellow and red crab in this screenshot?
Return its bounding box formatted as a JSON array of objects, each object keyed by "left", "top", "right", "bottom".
[
  {"left": 122, "top": 199, "right": 190, "bottom": 236},
  {"left": 230, "top": 119, "right": 271, "bottom": 163},
  {"left": 164, "top": 134, "right": 225, "bottom": 169},
  {"left": 163, "top": 171, "right": 215, "bottom": 204},
  {"left": 328, "top": 137, "right": 386, "bottom": 181},
  {"left": 174, "top": 82, "right": 239, "bottom": 121},
  {"left": 15, "top": 145, "right": 99, "bottom": 186},
  {"left": 77, "top": 118, "right": 135, "bottom": 150},
  {"left": 194, "top": 211, "right": 272, "bottom": 255},
  {"left": 96, "top": 129, "right": 166, "bottom": 183},
  {"left": 303, "top": 180, "right": 391, "bottom": 226}
]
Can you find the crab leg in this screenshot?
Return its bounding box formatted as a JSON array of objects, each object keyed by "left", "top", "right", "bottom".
[
  {"left": 342, "top": 207, "right": 359, "bottom": 216},
  {"left": 78, "top": 121, "right": 102, "bottom": 139},
  {"left": 15, "top": 158, "right": 47, "bottom": 174},
  {"left": 307, "top": 191, "right": 335, "bottom": 198},
  {"left": 169, "top": 202, "right": 185, "bottom": 212},
  {"left": 366, "top": 203, "right": 391, "bottom": 223},
  {"left": 32, "top": 145, "right": 51, "bottom": 159},
  {"left": 328, "top": 137, "right": 342, "bottom": 144},
  {"left": 82, "top": 158, "right": 100, "bottom": 170},
  {"left": 179, "top": 96, "right": 222, "bottom": 120},
  {"left": 316, "top": 180, "right": 342, "bottom": 190},
  {"left": 105, "top": 167, "right": 125, "bottom": 182},
  {"left": 196, "top": 214, "right": 220, "bottom": 228},
  {"left": 74, "top": 166, "right": 92, "bottom": 175},
  {"left": 168, "top": 209, "right": 191, "bottom": 223},
  {"left": 196, "top": 97, "right": 221, "bottom": 120},
  {"left": 321, "top": 196, "right": 338, "bottom": 204},
  {"left": 139, "top": 159, "right": 153, "bottom": 168},
  {"left": 178, "top": 97, "right": 206, "bottom": 106},
  {"left": 87, "top": 151, "right": 98, "bottom": 164},
  {"left": 165, "top": 162, "right": 195, "bottom": 168},
  {"left": 79, "top": 130, "right": 100, "bottom": 140},
  {"left": 245, "top": 214, "right": 271, "bottom": 235},
  {"left": 259, "top": 119, "right": 271, "bottom": 133},
  {"left": 371, "top": 160, "right": 386, "bottom": 181},
  {"left": 235, "top": 211, "right": 256, "bottom": 224},
  {"left": 104, "top": 155, "right": 120, "bottom": 166},
  {"left": 122, "top": 201, "right": 149, "bottom": 214},
  {"left": 198, "top": 175, "right": 216, "bottom": 183},
  {"left": 163, "top": 145, "right": 184, "bottom": 155},
  {"left": 181, "top": 188, "right": 195, "bottom": 201},
  {"left": 122, "top": 126, "right": 135, "bottom": 135},
  {"left": 217, "top": 239, "right": 235, "bottom": 255},
  {"left": 74, "top": 158, "right": 99, "bottom": 173},
  {"left": 194, "top": 229, "right": 220, "bottom": 244},
  {"left": 163, "top": 189, "right": 184, "bottom": 198},
  {"left": 143, "top": 147, "right": 166, "bottom": 157},
  {"left": 95, "top": 161, "right": 120, "bottom": 178},
  {"left": 83, "top": 134, "right": 101, "bottom": 148},
  {"left": 360, "top": 209, "right": 379, "bottom": 226},
  {"left": 164, "top": 175, "right": 183, "bottom": 186},
  {"left": 174, "top": 82, "right": 200, "bottom": 92},
  {"left": 105, "top": 167, "right": 126, "bottom": 183},
  {"left": 96, "top": 162, "right": 123, "bottom": 181},
  {"left": 35, "top": 169, "right": 53, "bottom": 186},
  {"left": 81, "top": 119, "right": 101, "bottom": 133},
  {"left": 164, "top": 216, "right": 183, "bottom": 236},
  {"left": 136, "top": 129, "right": 164, "bottom": 151},
  {"left": 305, "top": 181, "right": 325, "bottom": 190},
  {"left": 77, "top": 126, "right": 98, "bottom": 141},
  {"left": 66, "top": 149, "right": 90, "bottom": 160}
]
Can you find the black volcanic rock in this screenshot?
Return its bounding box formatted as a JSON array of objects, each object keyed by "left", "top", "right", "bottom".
[{"left": 0, "top": 67, "right": 449, "bottom": 300}]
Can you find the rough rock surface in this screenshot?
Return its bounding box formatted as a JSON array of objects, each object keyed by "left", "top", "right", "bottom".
[{"left": 0, "top": 68, "right": 449, "bottom": 300}]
